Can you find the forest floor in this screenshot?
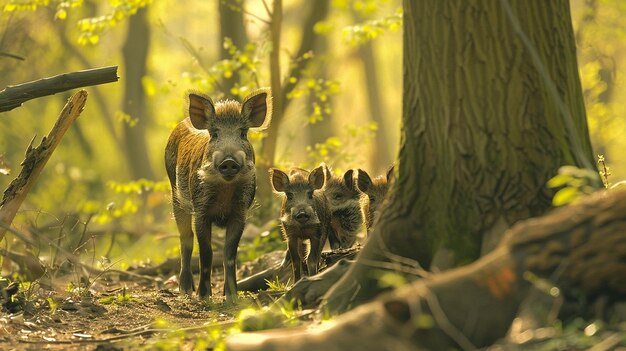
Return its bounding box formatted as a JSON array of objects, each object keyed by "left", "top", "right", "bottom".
[
  {"left": 0, "top": 253, "right": 288, "bottom": 351},
  {"left": 2, "top": 248, "right": 626, "bottom": 351}
]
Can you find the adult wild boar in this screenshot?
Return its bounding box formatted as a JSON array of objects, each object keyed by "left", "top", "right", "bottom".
[{"left": 165, "top": 89, "right": 272, "bottom": 301}]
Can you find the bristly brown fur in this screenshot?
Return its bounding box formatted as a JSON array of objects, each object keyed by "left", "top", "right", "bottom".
[{"left": 166, "top": 88, "right": 272, "bottom": 301}]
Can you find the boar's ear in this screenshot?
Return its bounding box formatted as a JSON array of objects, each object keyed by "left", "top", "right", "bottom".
[
  {"left": 187, "top": 92, "right": 215, "bottom": 130},
  {"left": 242, "top": 88, "right": 272, "bottom": 130},
  {"left": 309, "top": 165, "right": 326, "bottom": 190},
  {"left": 343, "top": 169, "right": 355, "bottom": 191},
  {"left": 356, "top": 169, "right": 372, "bottom": 193},
  {"left": 270, "top": 168, "right": 289, "bottom": 193},
  {"left": 386, "top": 164, "right": 395, "bottom": 183},
  {"left": 321, "top": 163, "right": 332, "bottom": 182}
]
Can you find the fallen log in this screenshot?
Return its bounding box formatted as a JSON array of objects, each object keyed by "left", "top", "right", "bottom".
[
  {"left": 226, "top": 188, "right": 626, "bottom": 350},
  {"left": 0, "top": 66, "right": 118, "bottom": 112},
  {"left": 127, "top": 253, "right": 224, "bottom": 277}
]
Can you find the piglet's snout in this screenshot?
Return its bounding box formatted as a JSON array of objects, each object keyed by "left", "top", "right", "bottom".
[{"left": 294, "top": 210, "right": 311, "bottom": 223}]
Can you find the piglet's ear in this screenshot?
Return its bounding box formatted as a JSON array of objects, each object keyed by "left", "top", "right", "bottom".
[
  {"left": 270, "top": 168, "right": 289, "bottom": 193},
  {"left": 386, "top": 165, "right": 395, "bottom": 183},
  {"left": 356, "top": 169, "right": 372, "bottom": 193},
  {"left": 242, "top": 88, "right": 272, "bottom": 130},
  {"left": 343, "top": 169, "right": 355, "bottom": 191},
  {"left": 187, "top": 92, "right": 215, "bottom": 130},
  {"left": 309, "top": 165, "right": 326, "bottom": 190}
]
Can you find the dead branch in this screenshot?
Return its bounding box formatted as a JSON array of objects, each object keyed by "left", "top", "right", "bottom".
[
  {"left": 0, "top": 90, "right": 88, "bottom": 242},
  {"left": 17, "top": 320, "right": 236, "bottom": 345},
  {"left": 127, "top": 252, "right": 225, "bottom": 277},
  {"left": 0, "top": 66, "right": 117, "bottom": 112}
]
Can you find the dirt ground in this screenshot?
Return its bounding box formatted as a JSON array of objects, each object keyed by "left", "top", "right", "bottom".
[{"left": 0, "top": 260, "right": 281, "bottom": 351}]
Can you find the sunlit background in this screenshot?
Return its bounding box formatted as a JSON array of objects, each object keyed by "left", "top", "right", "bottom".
[{"left": 0, "top": 0, "right": 623, "bottom": 268}]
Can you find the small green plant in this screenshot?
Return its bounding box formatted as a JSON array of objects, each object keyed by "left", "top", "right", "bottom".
[
  {"left": 597, "top": 154, "right": 611, "bottom": 188},
  {"left": 265, "top": 277, "right": 289, "bottom": 293},
  {"left": 98, "top": 286, "right": 136, "bottom": 305},
  {"left": 237, "top": 226, "right": 284, "bottom": 263},
  {"left": 372, "top": 270, "right": 408, "bottom": 289},
  {"left": 236, "top": 302, "right": 301, "bottom": 333},
  {"left": 547, "top": 165, "right": 602, "bottom": 206},
  {"left": 46, "top": 297, "right": 58, "bottom": 314}
]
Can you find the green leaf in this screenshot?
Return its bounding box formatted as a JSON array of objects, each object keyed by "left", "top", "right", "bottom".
[
  {"left": 413, "top": 313, "right": 435, "bottom": 329},
  {"left": 55, "top": 8, "right": 67, "bottom": 20},
  {"left": 547, "top": 174, "right": 572, "bottom": 188},
  {"left": 552, "top": 187, "right": 579, "bottom": 206},
  {"left": 377, "top": 272, "right": 407, "bottom": 289}
]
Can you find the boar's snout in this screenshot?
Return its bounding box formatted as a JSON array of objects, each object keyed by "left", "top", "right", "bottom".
[
  {"left": 218, "top": 157, "right": 241, "bottom": 177},
  {"left": 294, "top": 210, "right": 311, "bottom": 223}
]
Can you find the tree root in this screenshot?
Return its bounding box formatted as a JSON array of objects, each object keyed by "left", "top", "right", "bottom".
[
  {"left": 226, "top": 189, "right": 626, "bottom": 350},
  {"left": 237, "top": 246, "right": 360, "bottom": 293},
  {"left": 277, "top": 258, "right": 353, "bottom": 308}
]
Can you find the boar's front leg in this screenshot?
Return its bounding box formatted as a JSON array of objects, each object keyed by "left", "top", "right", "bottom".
[
  {"left": 223, "top": 218, "right": 244, "bottom": 301},
  {"left": 288, "top": 238, "right": 302, "bottom": 282},
  {"left": 195, "top": 214, "right": 213, "bottom": 298},
  {"left": 307, "top": 233, "right": 322, "bottom": 277},
  {"left": 174, "top": 208, "right": 194, "bottom": 295}
]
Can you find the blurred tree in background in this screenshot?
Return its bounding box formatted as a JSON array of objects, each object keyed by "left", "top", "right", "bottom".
[
  {"left": 0, "top": 0, "right": 624, "bottom": 270},
  {"left": 0, "top": 0, "right": 402, "bottom": 267}
]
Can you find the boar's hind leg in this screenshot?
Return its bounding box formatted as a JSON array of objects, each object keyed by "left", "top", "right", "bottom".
[
  {"left": 174, "top": 209, "right": 194, "bottom": 295},
  {"left": 224, "top": 219, "right": 245, "bottom": 302},
  {"left": 195, "top": 216, "right": 213, "bottom": 298}
]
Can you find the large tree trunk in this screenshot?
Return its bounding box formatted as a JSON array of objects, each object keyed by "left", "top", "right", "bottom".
[
  {"left": 227, "top": 187, "right": 626, "bottom": 350},
  {"left": 322, "top": 0, "right": 596, "bottom": 314},
  {"left": 306, "top": 28, "right": 333, "bottom": 148},
  {"left": 256, "top": 0, "right": 331, "bottom": 221},
  {"left": 351, "top": 10, "right": 393, "bottom": 171},
  {"left": 121, "top": 7, "right": 155, "bottom": 180},
  {"left": 219, "top": 0, "right": 248, "bottom": 99}
]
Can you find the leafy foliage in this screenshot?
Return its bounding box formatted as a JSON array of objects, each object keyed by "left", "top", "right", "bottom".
[
  {"left": 76, "top": 0, "right": 153, "bottom": 45},
  {"left": 287, "top": 77, "right": 341, "bottom": 124},
  {"left": 304, "top": 122, "right": 378, "bottom": 169},
  {"left": 237, "top": 226, "right": 283, "bottom": 264},
  {"left": 342, "top": 8, "right": 402, "bottom": 46},
  {"left": 547, "top": 165, "right": 602, "bottom": 206},
  {"left": 80, "top": 179, "right": 169, "bottom": 225}
]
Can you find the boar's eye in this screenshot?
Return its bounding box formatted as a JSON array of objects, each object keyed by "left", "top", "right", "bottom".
[
  {"left": 286, "top": 192, "right": 294, "bottom": 200},
  {"left": 332, "top": 193, "right": 343, "bottom": 200},
  {"left": 240, "top": 128, "right": 248, "bottom": 140},
  {"left": 370, "top": 196, "right": 377, "bottom": 203},
  {"left": 307, "top": 191, "right": 314, "bottom": 199}
]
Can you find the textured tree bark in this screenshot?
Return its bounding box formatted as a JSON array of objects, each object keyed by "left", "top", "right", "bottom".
[
  {"left": 121, "top": 7, "right": 155, "bottom": 180},
  {"left": 226, "top": 188, "right": 626, "bottom": 350},
  {"left": 322, "top": 0, "right": 597, "bottom": 315},
  {"left": 0, "top": 67, "right": 117, "bottom": 112}
]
